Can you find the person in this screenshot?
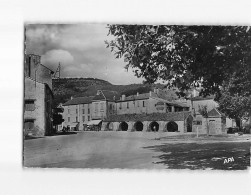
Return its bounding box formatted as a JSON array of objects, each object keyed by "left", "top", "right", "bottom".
[{"left": 153, "top": 126, "right": 156, "bottom": 132}]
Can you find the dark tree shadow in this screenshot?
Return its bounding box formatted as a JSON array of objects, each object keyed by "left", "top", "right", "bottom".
[{"left": 143, "top": 142, "right": 250, "bottom": 170}]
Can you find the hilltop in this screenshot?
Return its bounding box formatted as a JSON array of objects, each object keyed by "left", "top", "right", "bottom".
[{"left": 52, "top": 77, "right": 171, "bottom": 106}]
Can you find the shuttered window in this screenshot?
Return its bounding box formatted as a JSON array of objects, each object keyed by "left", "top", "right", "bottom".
[{"left": 25, "top": 100, "right": 35, "bottom": 111}]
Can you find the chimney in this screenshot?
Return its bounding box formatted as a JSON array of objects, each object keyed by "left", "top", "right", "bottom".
[
  {"left": 122, "top": 94, "right": 126, "bottom": 101},
  {"left": 137, "top": 92, "right": 139, "bottom": 96}
]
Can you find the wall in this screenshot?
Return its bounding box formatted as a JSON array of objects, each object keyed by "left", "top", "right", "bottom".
[
  {"left": 24, "top": 54, "right": 53, "bottom": 89},
  {"left": 92, "top": 100, "right": 107, "bottom": 120},
  {"left": 62, "top": 103, "right": 92, "bottom": 130},
  {"left": 24, "top": 77, "right": 46, "bottom": 136},
  {"left": 116, "top": 99, "right": 148, "bottom": 115}
]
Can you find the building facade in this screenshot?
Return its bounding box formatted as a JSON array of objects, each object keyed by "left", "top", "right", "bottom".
[
  {"left": 61, "top": 89, "right": 196, "bottom": 133},
  {"left": 24, "top": 54, "right": 54, "bottom": 137}
]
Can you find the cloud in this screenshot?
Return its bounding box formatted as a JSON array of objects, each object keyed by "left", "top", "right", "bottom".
[
  {"left": 41, "top": 49, "right": 74, "bottom": 72},
  {"left": 25, "top": 23, "right": 143, "bottom": 85}
]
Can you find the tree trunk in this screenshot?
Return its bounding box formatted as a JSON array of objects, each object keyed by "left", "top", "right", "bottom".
[
  {"left": 235, "top": 118, "right": 241, "bottom": 128},
  {"left": 206, "top": 118, "right": 209, "bottom": 136}
]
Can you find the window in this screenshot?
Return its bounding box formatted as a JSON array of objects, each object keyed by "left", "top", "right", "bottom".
[
  {"left": 68, "top": 107, "right": 70, "bottom": 114},
  {"left": 68, "top": 117, "right": 70, "bottom": 122},
  {"left": 88, "top": 108, "right": 90, "bottom": 114},
  {"left": 24, "top": 119, "right": 34, "bottom": 130},
  {"left": 28, "top": 57, "right": 31, "bottom": 77},
  {"left": 25, "top": 100, "right": 35, "bottom": 111},
  {"left": 100, "top": 102, "right": 104, "bottom": 111},
  {"left": 127, "top": 102, "right": 129, "bottom": 108},
  {"left": 95, "top": 103, "right": 98, "bottom": 112},
  {"left": 143, "top": 101, "right": 145, "bottom": 107},
  {"left": 137, "top": 101, "right": 139, "bottom": 107},
  {"left": 195, "top": 121, "right": 202, "bottom": 125},
  {"left": 76, "top": 108, "right": 78, "bottom": 114},
  {"left": 82, "top": 109, "right": 85, "bottom": 114},
  {"left": 109, "top": 104, "right": 112, "bottom": 110},
  {"left": 82, "top": 116, "right": 85, "bottom": 122},
  {"left": 119, "top": 102, "right": 122, "bottom": 109},
  {"left": 88, "top": 116, "right": 90, "bottom": 121},
  {"left": 76, "top": 116, "right": 78, "bottom": 122}
]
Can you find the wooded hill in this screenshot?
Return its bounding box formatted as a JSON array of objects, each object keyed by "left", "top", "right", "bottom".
[{"left": 52, "top": 77, "right": 168, "bottom": 107}]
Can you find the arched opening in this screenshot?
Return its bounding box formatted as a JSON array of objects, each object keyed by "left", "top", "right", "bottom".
[
  {"left": 149, "top": 121, "right": 159, "bottom": 132},
  {"left": 119, "top": 121, "right": 128, "bottom": 131},
  {"left": 166, "top": 121, "right": 178, "bottom": 132},
  {"left": 186, "top": 115, "right": 193, "bottom": 132},
  {"left": 134, "top": 121, "right": 143, "bottom": 131}
]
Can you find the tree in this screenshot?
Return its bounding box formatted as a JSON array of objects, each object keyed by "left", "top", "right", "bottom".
[
  {"left": 198, "top": 105, "right": 209, "bottom": 135},
  {"left": 53, "top": 107, "right": 64, "bottom": 131},
  {"left": 105, "top": 25, "right": 251, "bottom": 96},
  {"left": 217, "top": 75, "right": 251, "bottom": 128}
]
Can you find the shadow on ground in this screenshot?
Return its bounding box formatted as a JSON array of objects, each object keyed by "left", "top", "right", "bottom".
[
  {"left": 144, "top": 142, "right": 250, "bottom": 170},
  {"left": 24, "top": 132, "right": 78, "bottom": 140}
]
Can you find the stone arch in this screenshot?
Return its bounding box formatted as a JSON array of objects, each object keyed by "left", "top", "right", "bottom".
[
  {"left": 149, "top": 121, "right": 159, "bottom": 132},
  {"left": 106, "top": 122, "right": 113, "bottom": 131},
  {"left": 119, "top": 121, "right": 128, "bottom": 131},
  {"left": 186, "top": 115, "right": 193, "bottom": 132},
  {"left": 166, "top": 121, "right": 178, "bottom": 132},
  {"left": 134, "top": 121, "right": 144, "bottom": 131}
]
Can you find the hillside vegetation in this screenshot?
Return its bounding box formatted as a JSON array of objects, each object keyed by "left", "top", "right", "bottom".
[{"left": 52, "top": 77, "right": 166, "bottom": 107}]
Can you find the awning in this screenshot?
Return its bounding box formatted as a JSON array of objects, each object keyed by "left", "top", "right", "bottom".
[{"left": 87, "top": 120, "right": 102, "bottom": 126}]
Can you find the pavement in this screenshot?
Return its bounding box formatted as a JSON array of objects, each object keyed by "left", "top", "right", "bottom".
[{"left": 23, "top": 131, "right": 251, "bottom": 169}]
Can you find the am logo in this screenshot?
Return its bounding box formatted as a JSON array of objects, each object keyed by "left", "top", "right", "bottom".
[{"left": 223, "top": 157, "right": 234, "bottom": 164}]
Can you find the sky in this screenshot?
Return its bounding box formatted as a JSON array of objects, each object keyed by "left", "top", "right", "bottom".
[{"left": 25, "top": 23, "right": 144, "bottom": 85}]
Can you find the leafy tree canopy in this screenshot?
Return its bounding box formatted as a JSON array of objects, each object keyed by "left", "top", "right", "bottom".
[
  {"left": 106, "top": 25, "right": 251, "bottom": 96},
  {"left": 217, "top": 76, "right": 251, "bottom": 123}
]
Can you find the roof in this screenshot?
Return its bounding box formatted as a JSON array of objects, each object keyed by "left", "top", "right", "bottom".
[
  {"left": 92, "top": 90, "right": 120, "bottom": 101},
  {"left": 40, "top": 64, "right": 54, "bottom": 74},
  {"left": 87, "top": 120, "right": 102, "bottom": 125},
  {"left": 191, "top": 95, "right": 215, "bottom": 101},
  {"left": 116, "top": 89, "right": 189, "bottom": 107},
  {"left": 208, "top": 108, "right": 224, "bottom": 118},
  {"left": 63, "top": 96, "right": 94, "bottom": 106},
  {"left": 105, "top": 112, "right": 192, "bottom": 122}
]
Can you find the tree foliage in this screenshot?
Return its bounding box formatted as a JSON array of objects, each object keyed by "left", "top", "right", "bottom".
[
  {"left": 217, "top": 76, "right": 251, "bottom": 124},
  {"left": 106, "top": 25, "right": 251, "bottom": 96}
]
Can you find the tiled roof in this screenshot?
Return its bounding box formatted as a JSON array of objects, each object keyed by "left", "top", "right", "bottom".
[
  {"left": 63, "top": 96, "right": 94, "bottom": 106},
  {"left": 208, "top": 108, "right": 223, "bottom": 118},
  {"left": 117, "top": 93, "right": 151, "bottom": 102},
  {"left": 92, "top": 90, "right": 120, "bottom": 101},
  {"left": 191, "top": 95, "right": 215, "bottom": 101},
  {"left": 105, "top": 112, "right": 191, "bottom": 122}
]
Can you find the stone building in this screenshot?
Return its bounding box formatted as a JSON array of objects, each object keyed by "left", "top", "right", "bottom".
[
  {"left": 24, "top": 54, "right": 54, "bottom": 137},
  {"left": 61, "top": 90, "right": 120, "bottom": 131},
  {"left": 61, "top": 89, "right": 195, "bottom": 133},
  {"left": 102, "top": 112, "right": 193, "bottom": 133},
  {"left": 191, "top": 95, "right": 235, "bottom": 128},
  {"left": 62, "top": 96, "right": 93, "bottom": 131}
]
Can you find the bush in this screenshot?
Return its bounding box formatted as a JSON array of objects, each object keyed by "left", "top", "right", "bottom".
[{"left": 243, "top": 124, "right": 251, "bottom": 134}]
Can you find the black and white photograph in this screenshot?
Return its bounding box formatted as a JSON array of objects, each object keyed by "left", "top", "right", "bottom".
[
  {"left": 23, "top": 23, "right": 250, "bottom": 170},
  {"left": 1, "top": 1, "right": 251, "bottom": 195}
]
